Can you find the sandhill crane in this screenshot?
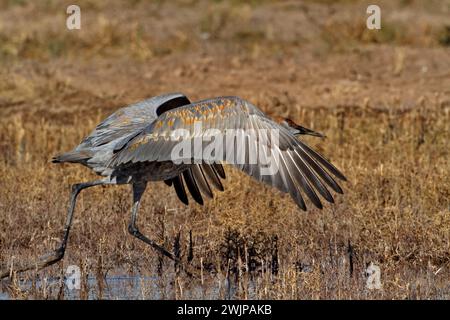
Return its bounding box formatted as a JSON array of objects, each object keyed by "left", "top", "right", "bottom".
[{"left": 0, "top": 92, "right": 346, "bottom": 278}]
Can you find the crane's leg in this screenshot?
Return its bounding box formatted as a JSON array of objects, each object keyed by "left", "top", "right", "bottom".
[
  {"left": 42, "top": 178, "right": 111, "bottom": 264},
  {"left": 128, "top": 182, "right": 179, "bottom": 262},
  {"left": 0, "top": 178, "right": 110, "bottom": 279}
]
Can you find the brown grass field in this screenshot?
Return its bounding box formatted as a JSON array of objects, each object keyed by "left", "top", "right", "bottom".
[{"left": 0, "top": 0, "right": 449, "bottom": 299}]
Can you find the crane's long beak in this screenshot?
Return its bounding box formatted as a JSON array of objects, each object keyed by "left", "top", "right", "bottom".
[
  {"left": 295, "top": 125, "right": 326, "bottom": 137},
  {"left": 285, "top": 118, "right": 326, "bottom": 138}
]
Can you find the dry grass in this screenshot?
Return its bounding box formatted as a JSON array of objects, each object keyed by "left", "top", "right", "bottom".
[{"left": 0, "top": 0, "right": 449, "bottom": 299}]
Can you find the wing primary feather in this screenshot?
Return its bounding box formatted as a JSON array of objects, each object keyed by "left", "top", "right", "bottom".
[
  {"left": 201, "top": 164, "right": 224, "bottom": 191},
  {"left": 252, "top": 116, "right": 272, "bottom": 186},
  {"left": 259, "top": 121, "right": 288, "bottom": 192},
  {"left": 288, "top": 150, "right": 334, "bottom": 203},
  {"left": 172, "top": 175, "right": 189, "bottom": 205},
  {"left": 294, "top": 147, "right": 344, "bottom": 194},
  {"left": 283, "top": 150, "right": 323, "bottom": 209},
  {"left": 240, "top": 122, "right": 252, "bottom": 176},
  {"left": 297, "top": 140, "right": 347, "bottom": 181},
  {"left": 191, "top": 165, "right": 214, "bottom": 199},
  {"left": 183, "top": 169, "right": 204, "bottom": 205},
  {"left": 164, "top": 179, "right": 172, "bottom": 186},
  {"left": 213, "top": 163, "right": 226, "bottom": 179},
  {"left": 274, "top": 149, "right": 307, "bottom": 211},
  {"left": 276, "top": 127, "right": 332, "bottom": 206},
  {"left": 246, "top": 114, "right": 261, "bottom": 181}
]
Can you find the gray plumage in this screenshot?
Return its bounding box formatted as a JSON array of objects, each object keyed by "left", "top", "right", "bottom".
[{"left": 54, "top": 93, "right": 346, "bottom": 210}]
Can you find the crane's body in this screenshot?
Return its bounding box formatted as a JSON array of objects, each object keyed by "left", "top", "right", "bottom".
[
  {"left": 1, "top": 92, "right": 346, "bottom": 278},
  {"left": 53, "top": 93, "right": 192, "bottom": 182}
]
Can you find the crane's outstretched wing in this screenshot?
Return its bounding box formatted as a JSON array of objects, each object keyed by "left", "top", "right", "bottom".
[{"left": 109, "top": 96, "right": 346, "bottom": 210}]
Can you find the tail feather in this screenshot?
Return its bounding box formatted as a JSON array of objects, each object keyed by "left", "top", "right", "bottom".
[{"left": 52, "top": 150, "right": 91, "bottom": 163}]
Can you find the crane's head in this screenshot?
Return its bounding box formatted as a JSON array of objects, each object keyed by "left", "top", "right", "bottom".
[{"left": 279, "top": 117, "right": 326, "bottom": 138}]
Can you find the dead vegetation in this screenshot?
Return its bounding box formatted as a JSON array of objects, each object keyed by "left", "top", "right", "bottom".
[{"left": 0, "top": 0, "right": 449, "bottom": 299}]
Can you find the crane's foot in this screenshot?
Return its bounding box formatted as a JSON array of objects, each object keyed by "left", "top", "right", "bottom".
[{"left": 0, "top": 247, "right": 65, "bottom": 280}]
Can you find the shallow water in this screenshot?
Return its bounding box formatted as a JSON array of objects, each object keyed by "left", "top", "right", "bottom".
[{"left": 0, "top": 272, "right": 253, "bottom": 300}]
